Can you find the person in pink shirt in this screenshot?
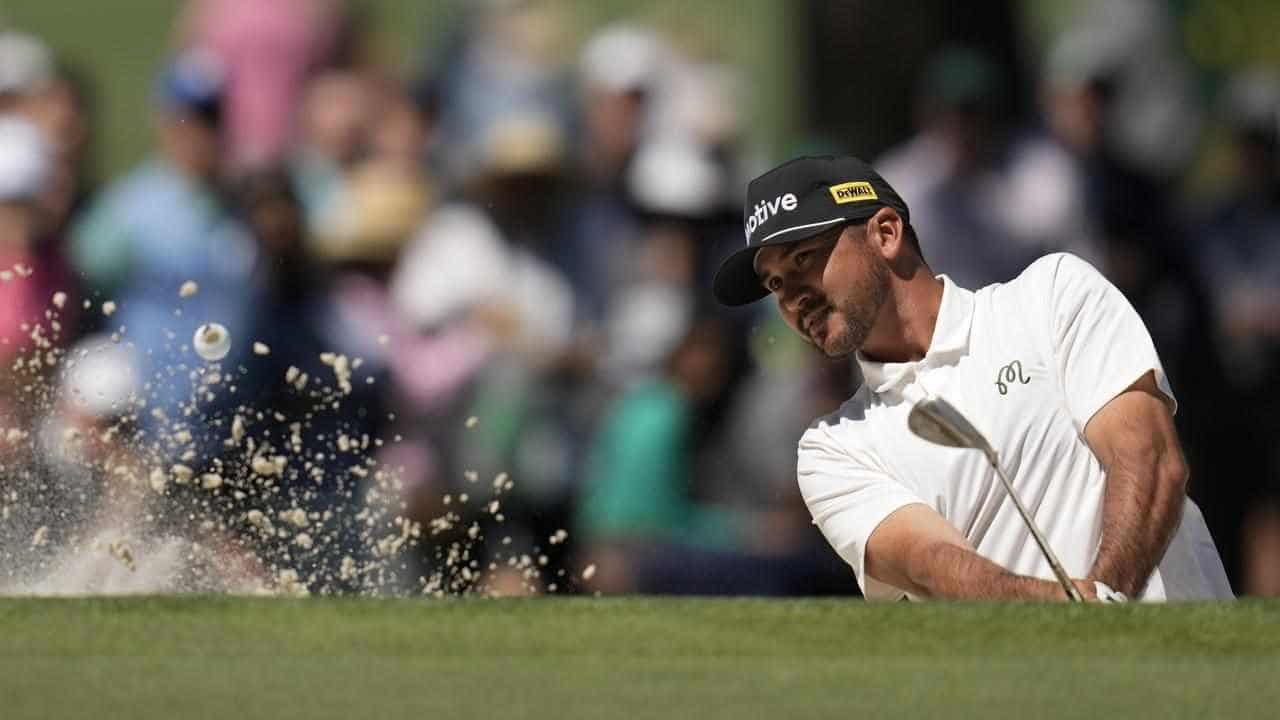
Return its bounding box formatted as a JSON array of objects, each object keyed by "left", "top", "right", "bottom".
[
  {"left": 178, "top": 0, "right": 343, "bottom": 171},
  {"left": 0, "top": 117, "right": 67, "bottom": 361}
]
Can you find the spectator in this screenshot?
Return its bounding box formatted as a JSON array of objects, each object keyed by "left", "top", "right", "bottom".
[
  {"left": 389, "top": 109, "right": 580, "bottom": 590},
  {"left": 0, "top": 116, "right": 58, "bottom": 368},
  {"left": 553, "top": 23, "right": 667, "bottom": 325},
  {"left": 178, "top": 0, "right": 344, "bottom": 171},
  {"left": 308, "top": 77, "right": 434, "bottom": 266},
  {"left": 0, "top": 31, "right": 84, "bottom": 340},
  {"left": 699, "top": 310, "right": 864, "bottom": 597},
  {"left": 576, "top": 314, "right": 737, "bottom": 590},
  {"left": 23, "top": 64, "right": 97, "bottom": 243},
  {"left": 1188, "top": 70, "right": 1280, "bottom": 595},
  {"left": 0, "top": 114, "right": 71, "bottom": 470},
  {"left": 576, "top": 314, "right": 825, "bottom": 594},
  {"left": 0, "top": 28, "right": 55, "bottom": 116},
  {"left": 291, "top": 68, "right": 375, "bottom": 246},
  {"left": 220, "top": 168, "right": 388, "bottom": 593},
  {"left": 877, "top": 46, "right": 1099, "bottom": 289},
  {"left": 391, "top": 111, "right": 575, "bottom": 368},
  {"left": 415, "top": 0, "right": 570, "bottom": 187},
  {"left": 288, "top": 80, "right": 437, "bottom": 592},
  {"left": 69, "top": 51, "right": 257, "bottom": 416}
]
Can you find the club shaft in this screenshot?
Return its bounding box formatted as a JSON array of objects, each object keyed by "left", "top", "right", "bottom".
[{"left": 988, "top": 453, "right": 1084, "bottom": 602}]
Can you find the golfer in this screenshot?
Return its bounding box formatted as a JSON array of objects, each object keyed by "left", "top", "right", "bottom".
[{"left": 713, "top": 155, "right": 1233, "bottom": 601}]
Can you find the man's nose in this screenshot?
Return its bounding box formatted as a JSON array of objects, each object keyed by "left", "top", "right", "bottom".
[{"left": 782, "top": 282, "right": 813, "bottom": 315}]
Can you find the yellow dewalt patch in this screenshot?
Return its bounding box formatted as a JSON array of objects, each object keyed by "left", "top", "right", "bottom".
[{"left": 828, "top": 181, "right": 878, "bottom": 204}]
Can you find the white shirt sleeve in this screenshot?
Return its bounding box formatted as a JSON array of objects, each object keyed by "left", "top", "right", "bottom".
[
  {"left": 797, "top": 422, "right": 925, "bottom": 601},
  {"left": 1043, "top": 253, "right": 1177, "bottom": 433}
]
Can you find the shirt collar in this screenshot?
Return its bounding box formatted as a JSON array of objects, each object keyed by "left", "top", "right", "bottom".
[{"left": 856, "top": 274, "right": 974, "bottom": 395}]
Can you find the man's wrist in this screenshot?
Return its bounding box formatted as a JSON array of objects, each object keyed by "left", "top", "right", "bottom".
[{"left": 1088, "top": 563, "right": 1138, "bottom": 597}]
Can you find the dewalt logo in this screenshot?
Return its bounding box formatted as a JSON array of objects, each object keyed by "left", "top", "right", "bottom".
[{"left": 829, "top": 181, "right": 878, "bottom": 204}]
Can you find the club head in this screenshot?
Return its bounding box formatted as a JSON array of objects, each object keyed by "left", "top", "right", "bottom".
[{"left": 908, "top": 396, "right": 996, "bottom": 457}]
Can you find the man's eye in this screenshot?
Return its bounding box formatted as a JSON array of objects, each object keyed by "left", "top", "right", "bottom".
[
  {"left": 795, "top": 251, "right": 811, "bottom": 268},
  {"left": 766, "top": 277, "right": 782, "bottom": 292}
]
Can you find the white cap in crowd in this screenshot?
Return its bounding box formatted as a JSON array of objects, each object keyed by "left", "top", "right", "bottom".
[
  {"left": 0, "top": 114, "right": 51, "bottom": 202},
  {"left": 579, "top": 23, "right": 667, "bottom": 95},
  {"left": 0, "top": 29, "right": 54, "bottom": 97},
  {"left": 626, "top": 135, "right": 724, "bottom": 218}
]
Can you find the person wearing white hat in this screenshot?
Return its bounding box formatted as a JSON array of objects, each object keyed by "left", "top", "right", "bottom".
[
  {"left": 69, "top": 50, "right": 256, "bottom": 375},
  {"left": 0, "top": 28, "right": 54, "bottom": 105},
  {"left": 0, "top": 113, "right": 49, "bottom": 202}
]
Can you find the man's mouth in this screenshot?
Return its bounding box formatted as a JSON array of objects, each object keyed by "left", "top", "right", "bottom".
[{"left": 803, "top": 307, "right": 828, "bottom": 341}]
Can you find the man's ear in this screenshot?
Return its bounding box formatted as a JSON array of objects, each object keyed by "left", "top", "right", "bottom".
[{"left": 866, "top": 207, "right": 906, "bottom": 260}]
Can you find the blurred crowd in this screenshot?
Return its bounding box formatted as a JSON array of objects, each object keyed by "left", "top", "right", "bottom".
[{"left": 0, "top": 0, "right": 1277, "bottom": 596}]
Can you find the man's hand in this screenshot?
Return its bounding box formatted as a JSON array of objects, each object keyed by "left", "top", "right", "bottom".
[{"left": 1071, "top": 579, "right": 1098, "bottom": 602}]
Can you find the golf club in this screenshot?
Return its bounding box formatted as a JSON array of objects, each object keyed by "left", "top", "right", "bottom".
[{"left": 908, "top": 396, "right": 1084, "bottom": 602}]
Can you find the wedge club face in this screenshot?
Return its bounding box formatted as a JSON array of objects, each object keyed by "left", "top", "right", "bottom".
[
  {"left": 908, "top": 395, "right": 1085, "bottom": 602},
  {"left": 908, "top": 396, "right": 996, "bottom": 458}
]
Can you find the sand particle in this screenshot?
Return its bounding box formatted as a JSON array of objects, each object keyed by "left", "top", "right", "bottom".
[{"left": 279, "top": 508, "right": 308, "bottom": 528}]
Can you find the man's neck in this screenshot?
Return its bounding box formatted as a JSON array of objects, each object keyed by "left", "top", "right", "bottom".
[{"left": 859, "top": 269, "right": 944, "bottom": 364}]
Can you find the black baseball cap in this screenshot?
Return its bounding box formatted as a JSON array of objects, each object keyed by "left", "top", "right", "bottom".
[{"left": 712, "top": 155, "right": 910, "bottom": 306}]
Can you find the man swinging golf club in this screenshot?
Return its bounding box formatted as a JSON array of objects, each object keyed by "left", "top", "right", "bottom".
[{"left": 713, "top": 155, "right": 1233, "bottom": 601}]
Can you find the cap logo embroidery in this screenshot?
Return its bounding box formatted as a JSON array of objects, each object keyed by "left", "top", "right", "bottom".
[
  {"left": 744, "top": 192, "right": 798, "bottom": 244},
  {"left": 828, "top": 181, "right": 877, "bottom": 204}
]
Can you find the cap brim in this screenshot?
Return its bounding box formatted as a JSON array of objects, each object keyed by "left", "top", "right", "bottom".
[
  {"left": 713, "top": 217, "right": 853, "bottom": 306},
  {"left": 712, "top": 243, "right": 770, "bottom": 306}
]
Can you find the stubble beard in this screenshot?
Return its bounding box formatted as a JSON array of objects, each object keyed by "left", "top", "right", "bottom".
[{"left": 818, "top": 255, "right": 889, "bottom": 359}]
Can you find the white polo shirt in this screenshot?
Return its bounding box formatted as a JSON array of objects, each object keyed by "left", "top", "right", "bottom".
[{"left": 798, "top": 253, "right": 1233, "bottom": 601}]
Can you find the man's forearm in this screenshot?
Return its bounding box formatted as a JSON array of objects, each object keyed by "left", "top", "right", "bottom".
[
  {"left": 1089, "top": 457, "right": 1185, "bottom": 596},
  {"left": 906, "top": 541, "right": 1073, "bottom": 600},
  {"left": 1083, "top": 376, "right": 1190, "bottom": 598}
]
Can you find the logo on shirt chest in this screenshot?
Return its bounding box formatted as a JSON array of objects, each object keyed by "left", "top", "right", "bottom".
[{"left": 995, "top": 360, "right": 1031, "bottom": 395}]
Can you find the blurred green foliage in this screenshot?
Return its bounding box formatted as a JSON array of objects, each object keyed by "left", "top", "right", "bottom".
[{"left": 1182, "top": 0, "right": 1280, "bottom": 71}]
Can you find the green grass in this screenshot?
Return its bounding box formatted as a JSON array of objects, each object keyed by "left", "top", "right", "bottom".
[{"left": 2, "top": 597, "right": 1278, "bottom": 719}]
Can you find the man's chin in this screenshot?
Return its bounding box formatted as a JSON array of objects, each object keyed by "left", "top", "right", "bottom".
[
  {"left": 818, "top": 332, "right": 856, "bottom": 359},
  {"left": 819, "top": 324, "right": 860, "bottom": 356}
]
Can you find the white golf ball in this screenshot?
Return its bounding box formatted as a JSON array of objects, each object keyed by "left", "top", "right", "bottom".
[{"left": 193, "top": 323, "right": 232, "bottom": 362}]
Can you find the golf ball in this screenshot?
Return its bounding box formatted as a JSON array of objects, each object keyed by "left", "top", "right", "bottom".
[{"left": 193, "top": 323, "right": 231, "bottom": 362}]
